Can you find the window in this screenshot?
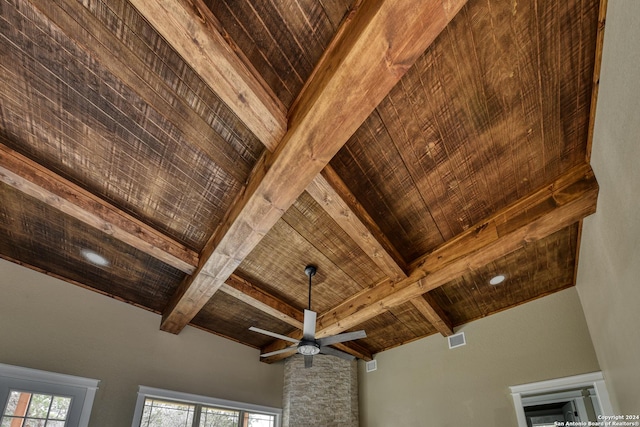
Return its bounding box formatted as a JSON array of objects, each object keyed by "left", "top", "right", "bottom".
[
  {"left": 3, "top": 390, "right": 72, "bottom": 426},
  {"left": 0, "top": 363, "right": 99, "bottom": 427},
  {"left": 132, "top": 387, "right": 281, "bottom": 427}
]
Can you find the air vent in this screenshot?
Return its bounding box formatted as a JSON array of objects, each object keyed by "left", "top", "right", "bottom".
[
  {"left": 448, "top": 332, "right": 466, "bottom": 349},
  {"left": 365, "top": 360, "right": 377, "bottom": 372}
]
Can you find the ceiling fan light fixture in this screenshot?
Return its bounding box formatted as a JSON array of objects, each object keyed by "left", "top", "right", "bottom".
[
  {"left": 489, "top": 274, "right": 506, "bottom": 285},
  {"left": 298, "top": 341, "right": 320, "bottom": 356}
]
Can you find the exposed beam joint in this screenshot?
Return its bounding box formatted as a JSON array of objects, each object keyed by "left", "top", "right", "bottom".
[
  {"left": 307, "top": 166, "right": 407, "bottom": 281},
  {"left": 0, "top": 143, "right": 198, "bottom": 274},
  {"left": 128, "top": 0, "right": 287, "bottom": 150},
  {"left": 160, "top": 0, "right": 468, "bottom": 334},
  {"left": 261, "top": 163, "right": 598, "bottom": 362},
  {"left": 30, "top": 0, "right": 251, "bottom": 182},
  {"left": 220, "top": 274, "right": 303, "bottom": 329},
  {"left": 317, "top": 163, "right": 599, "bottom": 337}
]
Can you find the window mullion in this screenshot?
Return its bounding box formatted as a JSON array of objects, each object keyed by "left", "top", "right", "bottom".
[{"left": 192, "top": 403, "right": 201, "bottom": 427}]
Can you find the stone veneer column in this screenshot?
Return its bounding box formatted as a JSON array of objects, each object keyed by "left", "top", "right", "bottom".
[{"left": 282, "top": 354, "right": 358, "bottom": 427}]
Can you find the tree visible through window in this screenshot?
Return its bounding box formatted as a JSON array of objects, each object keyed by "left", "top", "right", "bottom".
[
  {"left": 1, "top": 390, "right": 72, "bottom": 426},
  {"left": 139, "top": 397, "right": 275, "bottom": 427}
]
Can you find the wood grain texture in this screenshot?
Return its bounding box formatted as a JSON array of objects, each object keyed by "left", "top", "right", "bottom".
[
  {"left": 307, "top": 166, "right": 407, "bottom": 281},
  {"left": 29, "top": 0, "right": 260, "bottom": 181},
  {"left": 316, "top": 164, "right": 598, "bottom": 337},
  {"left": 261, "top": 163, "right": 597, "bottom": 361},
  {"left": 128, "top": 0, "right": 287, "bottom": 150},
  {"left": 331, "top": 0, "right": 600, "bottom": 261},
  {"left": 410, "top": 294, "right": 454, "bottom": 336},
  {"left": 0, "top": 0, "right": 604, "bottom": 360},
  {"left": 220, "top": 274, "right": 303, "bottom": 329},
  {"left": 585, "top": 0, "right": 609, "bottom": 161},
  {"left": 428, "top": 225, "right": 578, "bottom": 327},
  {"left": 0, "top": 0, "right": 249, "bottom": 251},
  {"left": 0, "top": 144, "right": 198, "bottom": 273},
  {"left": 203, "top": 0, "right": 354, "bottom": 108},
  {"left": 236, "top": 216, "right": 371, "bottom": 313},
  {"left": 191, "top": 290, "right": 296, "bottom": 349},
  {"left": 160, "top": 0, "right": 468, "bottom": 334},
  {"left": 0, "top": 183, "right": 185, "bottom": 312}
]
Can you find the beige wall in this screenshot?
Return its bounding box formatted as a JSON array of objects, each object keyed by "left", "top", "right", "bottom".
[
  {"left": 576, "top": 0, "right": 640, "bottom": 413},
  {"left": 358, "top": 288, "right": 600, "bottom": 427},
  {"left": 0, "top": 259, "right": 283, "bottom": 426}
]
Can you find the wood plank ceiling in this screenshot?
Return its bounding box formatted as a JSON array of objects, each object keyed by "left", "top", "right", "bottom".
[{"left": 0, "top": 0, "right": 605, "bottom": 360}]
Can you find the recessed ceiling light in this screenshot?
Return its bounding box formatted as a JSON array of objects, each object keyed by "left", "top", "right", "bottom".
[
  {"left": 81, "top": 249, "right": 109, "bottom": 267},
  {"left": 489, "top": 274, "right": 505, "bottom": 285}
]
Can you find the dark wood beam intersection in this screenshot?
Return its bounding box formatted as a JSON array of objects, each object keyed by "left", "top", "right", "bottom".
[
  {"left": 307, "top": 165, "right": 455, "bottom": 336},
  {"left": 261, "top": 164, "right": 599, "bottom": 362},
  {"left": 159, "top": 0, "right": 469, "bottom": 334},
  {"left": 128, "top": 0, "right": 287, "bottom": 150}
]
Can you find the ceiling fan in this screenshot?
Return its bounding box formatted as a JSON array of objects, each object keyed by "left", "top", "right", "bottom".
[{"left": 249, "top": 265, "right": 367, "bottom": 368}]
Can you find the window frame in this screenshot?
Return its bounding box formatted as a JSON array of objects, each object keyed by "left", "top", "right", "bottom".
[
  {"left": 0, "top": 363, "right": 99, "bottom": 427},
  {"left": 131, "top": 386, "right": 281, "bottom": 427}
]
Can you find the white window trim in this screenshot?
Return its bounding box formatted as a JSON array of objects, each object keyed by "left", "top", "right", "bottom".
[
  {"left": 0, "top": 363, "right": 99, "bottom": 427},
  {"left": 509, "top": 371, "right": 614, "bottom": 427},
  {"left": 131, "top": 385, "right": 282, "bottom": 427}
]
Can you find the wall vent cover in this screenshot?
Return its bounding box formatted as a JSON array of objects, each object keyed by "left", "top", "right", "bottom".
[
  {"left": 448, "top": 332, "right": 466, "bottom": 349},
  {"left": 365, "top": 360, "right": 377, "bottom": 372}
]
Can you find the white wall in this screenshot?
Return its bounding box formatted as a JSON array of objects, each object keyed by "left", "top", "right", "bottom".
[
  {"left": 576, "top": 0, "right": 640, "bottom": 413},
  {"left": 358, "top": 288, "right": 600, "bottom": 427},
  {"left": 0, "top": 259, "right": 283, "bottom": 426}
]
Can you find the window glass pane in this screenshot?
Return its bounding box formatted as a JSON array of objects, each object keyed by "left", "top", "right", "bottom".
[
  {"left": 24, "top": 420, "right": 46, "bottom": 427},
  {"left": 1, "top": 417, "right": 20, "bottom": 427},
  {"left": 48, "top": 397, "right": 71, "bottom": 420},
  {"left": 45, "top": 421, "right": 65, "bottom": 427},
  {"left": 27, "top": 394, "right": 52, "bottom": 418},
  {"left": 243, "top": 412, "right": 275, "bottom": 427},
  {"left": 199, "top": 407, "right": 239, "bottom": 427},
  {"left": 4, "top": 391, "right": 30, "bottom": 416},
  {"left": 140, "top": 399, "right": 195, "bottom": 427}
]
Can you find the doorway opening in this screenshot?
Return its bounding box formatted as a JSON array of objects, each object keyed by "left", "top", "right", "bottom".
[{"left": 510, "top": 372, "right": 614, "bottom": 427}]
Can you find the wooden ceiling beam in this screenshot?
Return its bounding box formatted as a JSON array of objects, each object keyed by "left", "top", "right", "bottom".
[
  {"left": 0, "top": 143, "right": 306, "bottom": 331},
  {"left": 333, "top": 341, "right": 374, "bottom": 362},
  {"left": 220, "top": 274, "right": 303, "bottom": 329},
  {"left": 29, "top": 0, "right": 252, "bottom": 183},
  {"left": 0, "top": 143, "right": 198, "bottom": 274},
  {"left": 160, "top": 0, "right": 469, "bottom": 334},
  {"left": 262, "top": 163, "right": 598, "bottom": 362},
  {"left": 316, "top": 163, "right": 599, "bottom": 337},
  {"left": 410, "top": 294, "right": 454, "bottom": 336},
  {"left": 128, "top": 0, "right": 287, "bottom": 150},
  {"left": 307, "top": 166, "right": 454, "bottom": 337},
  {"left": 307, "top": 166, "right": 407, "bottom": 281},
  {"left": 221, "top": 275, "right": 373, "bottom": 360}
]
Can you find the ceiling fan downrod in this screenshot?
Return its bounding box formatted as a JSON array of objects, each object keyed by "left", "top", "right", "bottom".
[{"left": 304, "top": 264, "right": 316, "bottom": 311}]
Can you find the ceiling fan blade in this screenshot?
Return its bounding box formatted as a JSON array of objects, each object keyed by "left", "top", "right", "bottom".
[
  {"left": 304, "top": 355, "right": 313, "bottom": 368},
  {"left": 317, "top": 330, "right": 366, "bottom": 346},
  {"left": 302, "top": 309, "right": 317, "bottom": 340},
  {"left": 260, "top": 345, "right": 298, "bottom": 358},
  {"left": 319, "top": 346, "right": 355, "bottom": 361},
  {"left": 249, "top": 326, "right": 300, "bottom": 344}
]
